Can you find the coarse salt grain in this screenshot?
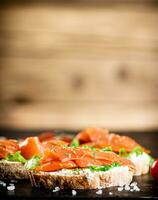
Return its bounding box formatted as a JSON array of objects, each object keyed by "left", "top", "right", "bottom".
[
  {"left": 116, "top": 181, "right": 140, "bottom": 193},
  {"left": 109, "top": 192, "right": 113, "bottom": 195},
  {"left": 96, "top": 189, "right": 102, "bottom": 195},
  {"left": 9, "top": 183, "right": 14, "bottom": 186},
  {"left": 52, "top": 187, "right": 60, "bottom": 192},
  {"left": 133, "top": 185, "right": 140, "bottom": 192},
  {"left": 0, "top": 183, "right": 6, "bottom": 187},
  {"left": 118, "top": 187, "right": 123, "bottom": 192},
  {"left": 0, "top": 181, "right": 5, "bottom": 185},
  {"left": 7, "top": 185, "right": 15, "bottom": 191},
  {"left": 130, "top": 182, "right": 137, "bottom": 187},
  {"left": 55, "top": 186, "right": 60, "bottom": 191},
  {"left": 125, "top": 185, "right": 130, "bottom": 191},
  {"left": 72, "top": 190, "right": 77, "bottom": 196}
]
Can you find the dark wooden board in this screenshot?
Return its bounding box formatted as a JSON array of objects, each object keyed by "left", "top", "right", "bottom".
[{"left": 0, "top": 129, "right": 158, "bottom": 199}]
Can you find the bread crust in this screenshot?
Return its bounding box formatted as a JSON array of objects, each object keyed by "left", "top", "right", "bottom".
[
  {"left": 32, "top": 167, "right": 134, "bottom": 189},
  {"left": 0, "top": 160, "right": 29, "bottom": 179}
]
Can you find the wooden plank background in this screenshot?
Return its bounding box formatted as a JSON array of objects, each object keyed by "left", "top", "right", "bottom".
[{"left": 0, "top": 2, "right": 158, "bottom": 131}]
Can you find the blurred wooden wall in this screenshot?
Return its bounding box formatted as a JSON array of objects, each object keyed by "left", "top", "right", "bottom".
[{"left": 0, "top": 1, "right": 158, "bottom": 131}]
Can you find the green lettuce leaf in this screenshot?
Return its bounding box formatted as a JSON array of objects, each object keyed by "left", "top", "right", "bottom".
[
  {"left": 24, "top": 155, "right": 41, "bottom": 170},
  {"left": 82, "top": 145, "right": 98, "bottom": 151},
  {"left": 130, "top": 146, "right": 143, "bottom": 156},
  {"left": 101, "top": 146, "right": 112, "bottom": 152},
  {"left": 119, "top": 148, "right": 128, "bottom": 157},
  {"left": 70, "top": 138, "right": 80, "bottom": 147},
  {"left": 89, "top": 163, "right": 120, "bottom": 172},
  {"left": 5, "top": 151, "right": 26, "bottom": 163}
]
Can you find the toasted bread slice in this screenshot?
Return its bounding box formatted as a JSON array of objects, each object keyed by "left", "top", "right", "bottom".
[
  {"left": 31, "top": 166, "right": 134, "bottom": 189},
  {"left": 0, "top": 161, "right": 134, "bottom": 189},
  {"left": 0, "top": 160, "right": 29, "bottom": 179},
  {"left": 0, "top": 161, "right": 134, "bottom": 190}
]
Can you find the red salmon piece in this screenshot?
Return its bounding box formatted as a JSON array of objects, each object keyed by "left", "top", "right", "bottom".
[
  {"left": 0, "top": 140, "right": 19, "bottom": 159},
  {"left": 36, "top": 160, "right": 77, "bottom": 172},
  {"left": 77, "top": 128, "right": 109, "bottom": 143},
  {"left": 20, "top": 137, "right": 43, "bottom": 159}
]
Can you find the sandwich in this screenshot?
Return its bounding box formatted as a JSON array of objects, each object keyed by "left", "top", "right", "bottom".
[
  {"left": 75, "top": 128, "right": 154, "bottom": 176},
  {"left": 0, "top": 139, "right": 29, "bottom": 179},
  {"left": 0, "top": 134, "right": 135, "bottom": 189},
  {"left": 0, "top": 132, "right": 70, "bottom": 180}
]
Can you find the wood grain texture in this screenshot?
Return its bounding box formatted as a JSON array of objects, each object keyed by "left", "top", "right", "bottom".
[
  {"left": 0, "top": 101, "right": 158, "bottom": 131},
  {"left": 0, "top": 58, "right": 158, "bottom": 101},
  {"left": 0, "top": 3, "right": 158, "bottom": 130}
]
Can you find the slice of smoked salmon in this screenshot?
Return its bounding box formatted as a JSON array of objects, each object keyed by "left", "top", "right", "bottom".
[
  {"left": 42, "top": 139, "right": 69, "bottom": 150},
  {"left": 95, "top": 151, "right": 135, "bottom": 172},
  {"left": 75, "top": 156, "right": 102, "bottom": 168},
  {"left": 41, "top": 146, "right": 86, "bottom": 163},
  {"left": 76, "top": 128, "right": 149, "bottom": 153},
  {"left": 77, "top": 128, "right": 109, "bottom": 143},
  {"left": 59, "top": 135, "right": 72, "bottom": 143},
  {"left": 19, "top": 137, "right": 43, "bottom": 159},
  {"left": 36, "top": 160, "right": 77, "bottom": 172},
  {"left": 38, "top": 132, "right": 54, "bottom": 142},
  {"left": 0, "top": 140, "right": 19, "bottom": 159},
  {"left": 41, "top": 148, "right": 59, "bottom": 164},
  {"left": 107, "top": 134, "right": 144, "bottom": 153}
]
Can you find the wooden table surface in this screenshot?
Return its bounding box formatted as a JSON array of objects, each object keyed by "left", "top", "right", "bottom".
[{"left": 0, "top": 2, "right": 158, "bottom": 132}]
